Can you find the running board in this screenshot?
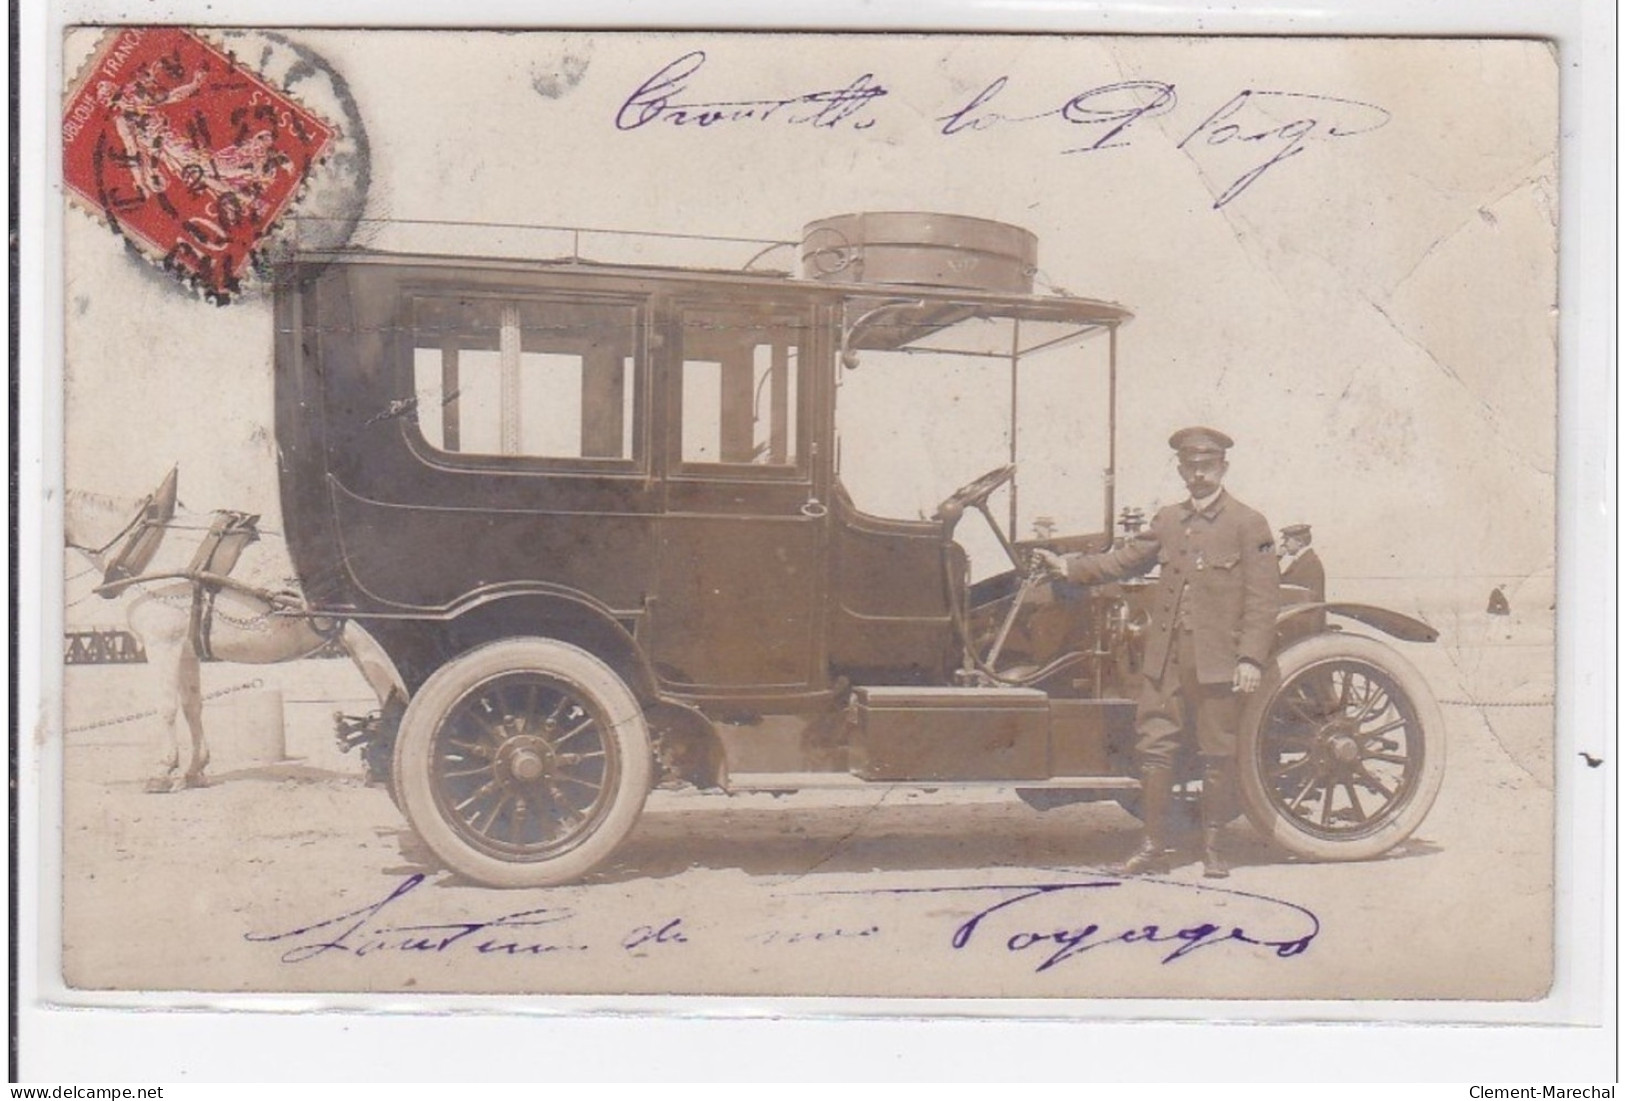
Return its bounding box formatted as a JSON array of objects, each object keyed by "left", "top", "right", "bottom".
[{"left": 725, "top": 772, "right": 1141, "bottom": 794}]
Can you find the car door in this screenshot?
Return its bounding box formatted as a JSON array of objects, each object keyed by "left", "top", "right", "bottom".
[{"left": 650, "top": 296, "right": 829, "bottom": 696}]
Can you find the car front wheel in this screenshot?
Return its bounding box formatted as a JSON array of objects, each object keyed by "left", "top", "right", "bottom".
[{"left": 1238, "top": 633, "right": 1445, "bottom": 862}]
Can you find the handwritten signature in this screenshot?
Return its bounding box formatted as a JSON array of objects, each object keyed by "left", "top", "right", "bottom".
[
  {"left": 813, "top": 877, "right": 1318, "bottom": 972},
  {"left": 613, "top": 54, "right": 1391, "bottom": 210},
  {"left": 615, "top": 51, "right": 885, "bottom": 132},
  {"left": 952, "top": 879, "right": 1317, "bottom": 971},
  {"left": 248, "top": 872, "right": 1317, "bottom": 973},
  {"left": 1177, "top": 89, "right": 1391, "bottom": 208},
  {"left": 244, "top": 874, "right": 589, "bottom": 963}
]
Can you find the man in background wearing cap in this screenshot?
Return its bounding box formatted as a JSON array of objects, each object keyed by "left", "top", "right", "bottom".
[
  {"left": 1278, "top": 523, "right": 1327, "bottom": 636},
  {"left": 1279, "top": 524, "right": 1324, "bottom": 601},
  {"left": 1034, "top": 426, "right": 1281, "bottom": 877}
]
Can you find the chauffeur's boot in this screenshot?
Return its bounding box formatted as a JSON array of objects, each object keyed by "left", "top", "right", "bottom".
[
  {"left": 1112, "top": 764, "right": 1174, "bottom": 875},
  {"left": 1201, "top": 759, "right": 1232, "bottom": 879}
]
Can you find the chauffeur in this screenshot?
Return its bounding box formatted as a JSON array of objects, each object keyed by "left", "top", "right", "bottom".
[{"left": 1034, "top": 427, "right": 1281, "bottom": 877}]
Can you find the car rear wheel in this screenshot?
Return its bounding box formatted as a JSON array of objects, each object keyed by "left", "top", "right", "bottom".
[
  {"left": 1238, "top": 633, "right": 1445, "bottom": 861},
  {"left": 393, "top": 637, "right": 652, "bottom": 888}
]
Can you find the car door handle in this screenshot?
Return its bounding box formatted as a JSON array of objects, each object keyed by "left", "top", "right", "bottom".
[{"left": 800, "top": 498, "right": 828, "bottom": 519}]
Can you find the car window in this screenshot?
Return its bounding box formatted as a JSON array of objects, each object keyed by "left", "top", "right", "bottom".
[
  {"left": 410, "top": 296, "right": 639, "bottom": 462},
  {"left": 678, "top": 306, "right": 804, "bottom": 470}
]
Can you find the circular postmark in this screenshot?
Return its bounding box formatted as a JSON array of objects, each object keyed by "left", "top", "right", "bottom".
[
  {"left": 63, "top": 27, "right": 370, "bottom": 304},
  {"left": 216, "top": 29, "right": 372, "bottom": 287}
]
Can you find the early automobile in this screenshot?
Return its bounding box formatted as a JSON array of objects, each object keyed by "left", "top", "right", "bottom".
[{"left": 275, "top": 212, "right": 1445, "bottom": 888}]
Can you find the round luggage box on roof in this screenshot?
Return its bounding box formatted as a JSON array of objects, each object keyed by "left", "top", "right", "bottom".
[{"left": 800, "top": 212, "right": 1038, "bottom": 294}]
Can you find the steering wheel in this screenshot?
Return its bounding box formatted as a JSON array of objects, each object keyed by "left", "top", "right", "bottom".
[
  {"left": 931, "top": 462, "right": 1042, "bottom": 680},
  {"left": 934, "top": 463, "right": 1017, "bottom": 523}
]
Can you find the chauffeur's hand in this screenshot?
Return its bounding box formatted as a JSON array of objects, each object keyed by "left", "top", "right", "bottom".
[
  {"left": 1233, "top": 661, "right": 1262, "bottom": 694},
  {"left": 1030, "top": 548, "right": 1067, "bottom": 580}
]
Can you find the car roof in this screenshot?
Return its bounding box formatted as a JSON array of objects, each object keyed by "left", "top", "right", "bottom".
[{"left": 283, "top": 248, "right": 1134, "bottom": 328}]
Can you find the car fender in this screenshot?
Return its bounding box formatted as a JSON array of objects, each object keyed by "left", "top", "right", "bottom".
[
  {"left": 345, "top": 582, "right": 664, "bottom": 702},
  {"left": 1277, "top": 601, "right": 1438, "bottom": 643}
]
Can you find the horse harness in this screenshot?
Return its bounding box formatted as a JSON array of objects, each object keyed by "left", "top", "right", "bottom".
[
  {"left": 185, "top": 511, "right": 261, "bottom": 662},
  {"left": 79, "top": 470, "right": 346, "bottom": 662},
  {"left": 92, "top": 472, "right": 180, "bottom": 585},
  {"left": 89, "top": 489, "right": 344, "bottom": 656}
]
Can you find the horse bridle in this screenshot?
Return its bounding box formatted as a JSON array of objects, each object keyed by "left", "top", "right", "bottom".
[{"left": 65, "top": 493, "right": 155, "bottom": 558}]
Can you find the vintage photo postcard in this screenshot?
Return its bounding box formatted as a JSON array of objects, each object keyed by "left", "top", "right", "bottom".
[{"left": 49, "top": 26, "right": 1564, "bottom": 1009}]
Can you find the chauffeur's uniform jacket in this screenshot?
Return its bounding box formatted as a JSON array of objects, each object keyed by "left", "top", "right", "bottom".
[{"left": 1064, "top": 491, "right": 1282, "bottom": 685}]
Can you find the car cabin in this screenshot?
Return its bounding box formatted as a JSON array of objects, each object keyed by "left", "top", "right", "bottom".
[{"left": 273, "top": 218, "right": 1131, "bottom": 713}]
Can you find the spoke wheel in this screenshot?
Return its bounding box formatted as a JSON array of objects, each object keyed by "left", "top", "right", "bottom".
[
  {"left": 1239, "top": 634, "right": 1445, "bottom": 861},
  {"left": 394, "top": 638, "right": 651, "bottom": 887}
]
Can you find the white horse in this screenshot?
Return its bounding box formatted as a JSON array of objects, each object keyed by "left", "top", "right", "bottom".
[{"left": 64, "top": 468, "right": 343, "bottom": 792}]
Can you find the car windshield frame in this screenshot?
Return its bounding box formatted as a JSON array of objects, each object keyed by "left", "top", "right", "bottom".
[{"left": 836, "top": 289, "right": 1130, "bottom": 542}]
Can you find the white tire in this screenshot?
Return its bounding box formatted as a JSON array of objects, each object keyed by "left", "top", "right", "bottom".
[
  {"left": 393, "top": 637, "right": 651, "bottom": 887},
  {"left": 1238, "top": 633, "right": 1445, "bottom": 861}
]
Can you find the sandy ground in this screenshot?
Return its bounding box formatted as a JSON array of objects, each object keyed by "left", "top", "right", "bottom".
[{"left": 54, "top": 619, "right": 1555, "bottom": 1003}]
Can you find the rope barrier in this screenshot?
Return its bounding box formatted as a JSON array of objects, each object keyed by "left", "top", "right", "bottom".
[
  {"left": 1439, "top": 697, "right": 1554, "bottom": 708},
  {"left": 64, "top": 678, "right": 265, "bottom": 734}
]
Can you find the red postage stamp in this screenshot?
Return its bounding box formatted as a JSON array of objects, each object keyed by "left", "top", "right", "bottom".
[{"left": 63, "top": 27, "right": 336, "bottom": 301}]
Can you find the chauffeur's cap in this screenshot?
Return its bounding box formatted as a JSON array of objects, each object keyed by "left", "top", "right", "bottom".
[
  {"left": 1168, "top": 426, "right": 1234, "bottom": 458},
  {"left": 1281, "top": 523, "right": 1312, "bottom": 539}
]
